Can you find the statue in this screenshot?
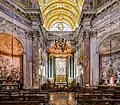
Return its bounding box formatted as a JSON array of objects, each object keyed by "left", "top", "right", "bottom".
[
  {"left": 116, "top": 72, "right": 120, "bottom": 84},
  {"left": 6, "top": 76, "right": 13, "bottom": 89},
  {"left": 107, "top": 65, "right": 114, "bottom": 78},
  {"left": 107, "top": 65, "right": 115, "bottom": 85}
]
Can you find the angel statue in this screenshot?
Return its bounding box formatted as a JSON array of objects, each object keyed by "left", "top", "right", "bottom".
[{"left": 116, "top": 72, "right": 120, "bottom": 84}]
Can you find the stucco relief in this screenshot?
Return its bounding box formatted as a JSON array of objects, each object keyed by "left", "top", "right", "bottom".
[
  {"left": 94, "top": 12, "right": 120, "bottom": 38},
  {"left": 0, "top": 17, "right": 29, "bottom": 48}
]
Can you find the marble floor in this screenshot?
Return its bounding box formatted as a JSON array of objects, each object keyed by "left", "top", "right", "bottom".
[{"left": 50, "top": 92, "right": 76, "bottom": 105}]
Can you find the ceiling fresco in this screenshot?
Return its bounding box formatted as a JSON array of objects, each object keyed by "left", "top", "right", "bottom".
[{"left": 38, "top": 0, "right": 84, "bottom": 31}]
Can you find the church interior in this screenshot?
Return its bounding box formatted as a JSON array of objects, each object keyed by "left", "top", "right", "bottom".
[{"left": 0, "top": 0, "right": 120, "bottom": 105}]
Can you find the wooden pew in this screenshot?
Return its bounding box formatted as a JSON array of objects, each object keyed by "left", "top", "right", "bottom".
[
  {"left": 0, "top": 101, "right": 40, "bottom": 105},
  {"left": 0, "top": 90, "right": 50, "bottom": 105},
  {"left": 76, "top": 86, "right": 120, "bottom": 105}
]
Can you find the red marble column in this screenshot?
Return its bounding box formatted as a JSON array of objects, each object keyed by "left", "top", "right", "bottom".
[
  {"left": 99, "top": 54, "right": 103, "bottom": 80},
  {"left": 83, "top": 35, "right": 90, "bottom": 86},
  {"left": 32, "top": 36, "right": 39, "bottom": 88}
]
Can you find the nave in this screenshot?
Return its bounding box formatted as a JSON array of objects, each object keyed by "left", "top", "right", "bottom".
[{"left": 1, "top": 0, "right": 120, "bottom": 105}]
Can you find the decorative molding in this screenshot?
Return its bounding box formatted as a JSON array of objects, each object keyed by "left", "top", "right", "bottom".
[
  {"left": 96, "top": 19, "right": 120, "bottom": 37},
  {"left": 99, "top": 34, "right": 120, "bottom": 54},
  {"left": 0, "top": 17, "right": 27, "bottom": 39},
  {"left": 25, "top": 30, "right": 40, "bottom": 40}
]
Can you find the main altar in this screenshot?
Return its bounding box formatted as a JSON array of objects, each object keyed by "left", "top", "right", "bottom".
[{"left": 47, "top": 38, "right": 75, "bottom": 87}]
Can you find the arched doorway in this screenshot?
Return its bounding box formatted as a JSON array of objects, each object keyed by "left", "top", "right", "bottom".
[{"left": 0, "top": 33, "right": 24, "bottom": 89}]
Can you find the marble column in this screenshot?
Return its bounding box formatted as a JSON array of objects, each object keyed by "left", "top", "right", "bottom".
[
  {"left": 71, "top": 57, "right": 74, "bottom": 78},
  {"left": 51, "top": 56, "right": 54, "bottom": 78},
  {"left": 32, "top": 36, "right": 39, "bottom": 89},
  {"left": 67, "top": 56, "right": 71, "bottom": 78},
  {"left": 48, "top": 57, "right": 51, "bottom": 78},
  {"left": 23, "top": 53, "right": 27, "bottom": 89},
  {"left": 53, "top": 57, "right": 56, "bottom": 85},
  {"left": 90, "top": 37, "right": 99, "bottom": 86},
  {"left": 28, "top": 62, "right": 32, "bottom": 88},
  {"left": 83, "top": 34, "right": 90, "bottom": 86}
]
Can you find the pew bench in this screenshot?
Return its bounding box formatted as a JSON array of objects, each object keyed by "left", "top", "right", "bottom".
[
  {"left": 77, "top": 98, "right": 120, "bottom": 105},
  {"left": 0, "top": 90, "right": 50, "bottom": 105},
  {"left": 0, "top": 101, "right": 41, "bottom": 105}
]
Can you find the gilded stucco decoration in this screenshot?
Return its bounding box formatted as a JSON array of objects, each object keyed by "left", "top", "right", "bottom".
[
  {"left": 47, "top": 39, "right": 74, "bottom": 57},
  {"left": 38, "top": 0, "right": 84, "bottom": 31},
  {"left": 0, "top": 33, "right": 24, "bottom": 56}
]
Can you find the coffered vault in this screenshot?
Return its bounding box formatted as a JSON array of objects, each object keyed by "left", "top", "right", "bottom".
[{"left": 38, "top": 0, "right": 84, "bottom": 31}]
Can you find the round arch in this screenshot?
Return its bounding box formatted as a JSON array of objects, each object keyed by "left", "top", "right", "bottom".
[
  {"left": 0, "top": 33, "right": 24, "bottom": 88},
  {"left": 50, "top": 22, "right": 71, "bottom": 31},
  {"left": 48, "top": 18, "right": 73, "bottom": 31},
  {"left": 98, "top": 33, "right": 120, "bottom": 54},
  {"left": 0, "top": 33, "right": 24, "bottom": 56},
  {"left": 46, "top": 14, "right": 76, "bottom": 30}
]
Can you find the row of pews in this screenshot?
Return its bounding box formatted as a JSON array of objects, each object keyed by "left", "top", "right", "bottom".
[
  {"left": 0, "top": 89, "right": 50, "bottom": 105},
  {"left": 75, "top": 85, "right": 120, "bottom": 105}
]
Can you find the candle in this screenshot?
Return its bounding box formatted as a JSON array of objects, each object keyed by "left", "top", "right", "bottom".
[{"left": 110, "top": 77, "right": 113, "bottom": 85}]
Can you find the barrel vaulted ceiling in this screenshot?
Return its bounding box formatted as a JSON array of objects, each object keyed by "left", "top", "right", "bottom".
[{"left": 38, "top": 0, "right": 84, "bottom": 31}]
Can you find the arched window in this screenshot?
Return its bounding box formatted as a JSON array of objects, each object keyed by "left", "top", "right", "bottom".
[{"left": 50, "top": 22, "right": 71, "bottom": 31}]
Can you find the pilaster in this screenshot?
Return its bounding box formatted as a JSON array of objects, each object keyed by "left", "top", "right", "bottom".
[{"left": 80, "top": 1, "right": 96, "bottom": 86}]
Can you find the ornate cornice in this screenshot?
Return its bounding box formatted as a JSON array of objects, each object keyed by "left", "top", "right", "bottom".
[
  {"left": 0, "top": 17, "right": 27, "bottom": 38},
  {"left": 96, "top": 0, "right": 119, "bottom": 17},
  {"left": 99, "top": 34, "right": 120, "bottom": 54},
  {"left": 25, "top": 30, "right": 40, "bottom": 39},
  {"left": 0, "top": 0, "right": 31, "bottom": 25}
]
